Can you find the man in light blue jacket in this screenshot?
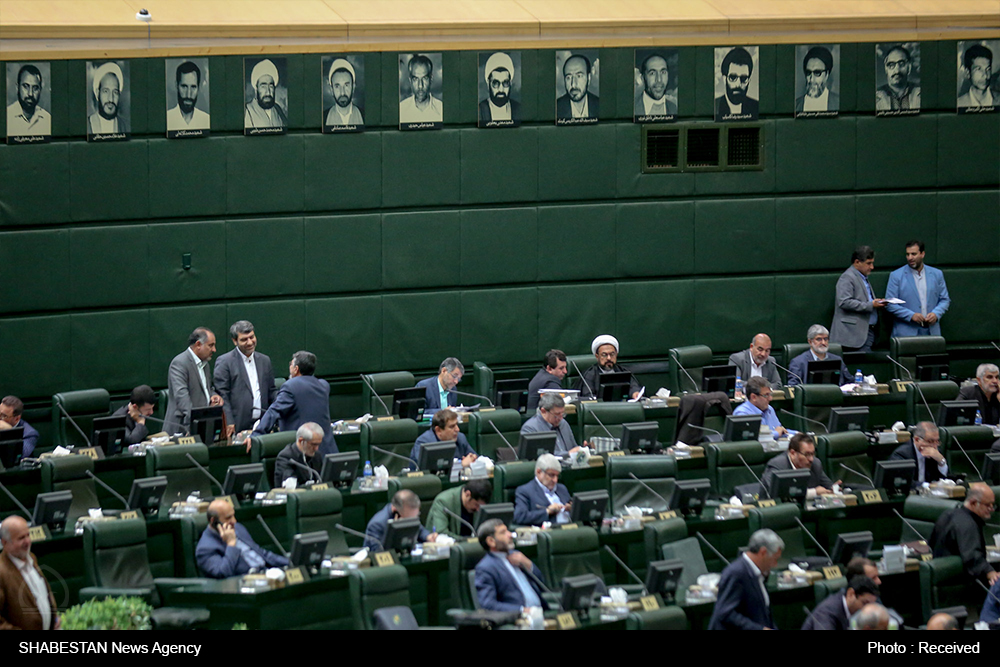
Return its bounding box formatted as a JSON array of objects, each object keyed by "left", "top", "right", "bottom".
[{"left": 885, "top": 240, "right": 950, "bottom": 337}]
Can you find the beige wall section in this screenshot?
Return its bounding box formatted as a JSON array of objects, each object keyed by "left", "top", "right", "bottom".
[{"left": 1, "top": 0, "right": 997, "bottom": 58}]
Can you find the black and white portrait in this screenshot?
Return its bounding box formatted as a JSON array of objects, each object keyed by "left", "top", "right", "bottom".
[
  {"left": 633, "top": 49, "right": 678, "bottom": 123},
  {"left": 875, "top": 43, "right": 920, "bottom": 116},
  {"left": 794, "top": 45, "right": 840, "bottom": 118},
  {"left": 165, "top": 58, "right": 210, "bottom": 138},
  {"left": 244, "top": 56, "right": 288, "bottom": 135},
  {"left": 478, "top": 51, "right": 521, "bottom": 129},
  {"left": 556, "top": 50, "right": 599, "bottom": 125},
  {"left": 87, "top": 60, "right": 130, "bottom": 142},
  {"left": 6, "top": 62, "right": 51, "bottom": 144},
  {"left": 714, "top": 46, "right": 759, "bottom": 122},
  {"left": 957, "top": 40, "right": 999, "bottom": 114},
  {"left": 322, "top": 55, "right": 365, "bottom": 132},
  {"left": 399, "top": 53, "right": 443, "bottom": 130}
]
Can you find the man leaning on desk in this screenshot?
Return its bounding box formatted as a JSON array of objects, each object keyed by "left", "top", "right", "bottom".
[
  {"left": 760, "top": 433, "right": 840, "bottom": 497},
  {"left": 889, "top": 421, "right": 947, "bottom": 487},
  {"left": 196, "top": 499, "right": 288, "bottom": 578}
]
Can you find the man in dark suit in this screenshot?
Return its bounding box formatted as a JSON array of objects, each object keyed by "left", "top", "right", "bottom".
[
  {"left": 0, "top": 396, "right": 40, "bottom": 458},
  {"left": 415, "top": 357, "right": 464, "bottom": 412},
  {"left": 930, "top": 483, "right": 999, "bottom": 586},
  {"left": 728, "top": 333, "right": 782, "bottom": 390},
  {"left": 274, "top": 422, "right": 324, "bottom": 488},
  {"left": 0, "top": 516, "right": 59, "bottom": 630},
  {"left": 958, "top": 363, "right": 999, "bottom": 425},
  {"left": 715, "top": 46, "right": 759, "bottom": 121},
  {"left": 830, "top": 246, "right": 887, "bottom": 353},
  {"left": 556, "top": 54, "right": 599, "bottom": 121},
  {"left": 513, "top": 453, "right": 571, "bottom": 526},
  {"left": 527, "top": 349, "right": 567, "bottom": 411},
  {"left": 475, "top": 518, "right": 547, "bottom": 612},
  {"left": 801, "top": 576, "right": 880, "bottom": 630},
  {"left": 760, "top": 433, "right": 839, "bottom": 497},
  {"left": 248, "top": 350, "right": 336, "bottom": 457},
  {"left": 110, "top": 384, "right": 157, "bottom": 448},
  {"left": 889, "top": 421, "right": 948, "bottom": 487},
  {"left": 794, "top": 45, "right": 841, "bottom": 114},
  {"left": 478, "top": 51, "right": 520, "bottom": 126},
  {"left": 708, "top": 528, "right": 784, "bottom": 630},
  {"left": 213, "top": 320, "right": 276, "bottom": 437},
  {"left": 364, "top": 490, "right": 436, "bottom": 552},
  {"left": 196, "top": 499, "right": 288, "bottom": 578},
  {"left": 164, "top": 328, "right": 224, "bottom": 435},
  {"left": 410, "top": 409, "right": 476, "bottom": 468},
  {"left": 787, "top": 325, "right": 850, "bottom": 387}
]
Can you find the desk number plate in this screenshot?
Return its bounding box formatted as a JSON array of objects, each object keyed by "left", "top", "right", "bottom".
[
  {"left": 177, "top": 436, "right": 196, "bottom": 445},
  {"left": 119, "top": 510, "right": 139, "bottom": 520},
  {"left": 556, "top": 612, "right": 577, "bottom": 630},
  {"left": 640, "top": 595, "right": 660, "bottom": 611},
  {"left": 28, "top": 526, "right": 48, "bottom": 542},
  {"left": 406, "top": 471, "right": 424, "bottom": 478},
  {"left": 860, "top": 489, "right": 883, "bottom": 504},
  {"left": 605, "top": 450, "right": 625, "bottom": 457},
  {"left": 920, "top": 553, "right": 934, "bottom": 562},
  {"left": 561, "top": 523, "right": 578, "bottom": 530},
  {"left": 657, "top": 510, "right": 678, "bottom": 520},
  {"left": 822, "top": 565, "right": 843, "bottom": 580},
  {"left": 285, "top": 567, "right": 307, "bottom": 585},
  {"left": 757, "top": 499, "right": 777, "bottom": 508},
  {"left": 76, "top": 447, "right": 104, "bottom": 460},
  {"left": 311, "top": 483, "right": 329, "bottom": 491},
  {"left": 376, "top": 416, "right": 395, "bottom": 422},
  {"left": 373, "top": 551, "right": 396, "bottom": 567}
]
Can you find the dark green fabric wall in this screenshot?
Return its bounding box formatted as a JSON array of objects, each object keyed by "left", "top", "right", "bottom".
[{"left": 1, "top": 42, "right": 997, "bottom": 402}]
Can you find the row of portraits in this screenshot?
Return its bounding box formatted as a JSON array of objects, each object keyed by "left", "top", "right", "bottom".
[{"left": 5, "top": 41, "right": 998, "bottom": 143}]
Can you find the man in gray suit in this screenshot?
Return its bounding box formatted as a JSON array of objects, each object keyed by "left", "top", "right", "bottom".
[
  {"left": 728, "top": 334, "right": 782, "bottom": 390},
  {"left": 829, "top": 246, "right": 888, "bottom": 353},
  {"left": 164, "top": 328, "right": 224, "bottom": 435},
  {"left": 213, "top": 321, "right": 276, "bottom": 437}
]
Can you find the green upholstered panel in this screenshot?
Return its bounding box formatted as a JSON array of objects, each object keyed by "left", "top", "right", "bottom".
[
  {"left": 694, "top": 120, "right": 776, "bottom": 195},
  {"left": 493, "top": 461, "right": 536, "bottom": 504},
  {"left": 937, "top": 192, "right": 1000, "bottom": 265},
  {"left": 468, "top": 409, "right": 521, "bottom": 459},
  {"left": 0, "top": 315, "right": 71, "bottom": 397},
  {"left": 940, "top": 425, "right": 996, "bottom": 479},
  {"left": 817, "top": 431, "right": 870, "bottom": 481},
  {"left": 226, "top": 217, "right": 304, "bottom": 297},
  {"left": 694, "top": 198, "right": 775, "bottom": 274},
  {"left": 362, "top": 419, "right": 420, "bottom": 476},
  {"left": 461, "top": 288, "right": 537, "bottom": 363},
  {"left": 774, "top": 117, "right": 857, "bottom": 192},
  {"left": 382, "top": 292, "right": 459, "bottom": 371},
  {"left": 642, "top": 517, "right": 688, "bottom": 564},
  {"left": 936, "top": 113, "right": 1000, "bottom": 187},
  {"left": 615, "top": 124, "right": 695, "bottom": 199},
  {"left": 0, "top": 229, "right": 70, "bottom": 312},
  {"left": 616, "top": 202, "right": 695, "bottom": 278},
  {"left": 381, "top": 131, "right": 461, "bottom": 208},
  {"left": 350, "top": 565, "right": 411, "bottom": 631},
  {"left": 607, "top": 455, "right": 676, "bottom": 513},
  {"left": 537, "top": 527, "right": 604, "bottom": 585},
  {"left": 599, "top": 48, "right": 622, "bottom": 119},
  {"left": 218, "top": 55, "right": 244, "bottom": 132},
  {"left": 616, "top": 280, "right": 696, "bottom": 356},
  {"left": 303, "top": 214, "right": 381, "bottom": 293},
  {"left": 226, "top": 300, "right": 305, "bottom": 370},
  {"left": 460, "top": 207, "right": 537, "bottom": 286},
  {"left": 459, "top": 128, "right": 539, "bottom": 204},
  {"left": 772, "top": 273, "right": 840, "bottom": 347},
  {"left": 694, "top": 276, "right": 775, "bottom": 353},
  {"left": 148, "top": 137, "right": 228, "bottom": 219},
  {"left": 69, "top": 141, "right": 149, "bottom": 222},
  {"left": 536, "top": 284, "right": 617, "bottom": 360},
  {"left": 536, "top": 125, "right": 617, "bottom": 202},
  {"left": 626, "top": 607, "right": 689, "bottom": 631},
  {"left": 250, "top": 431, "right": 297, "bottom": 488},
  {"left": 127, "top": 58, "right": 150, "bottom": 135},
  {"left": 70, "top": 225, "right": 148, "bottom": 308},
  {"left": 939, "top": 268, "right": 1000, "bottom": 342},
  {"left": 471, "top": 362, "right": 493, "bottom": 406},
  {"left": 303, "top": 132, "right": 382, "bottom": 211},
  {"left": 147, "top": 304, "right": 228, "bottom": 384},
  {"left": 180, "top": 513, "right": 210, "bottom": 577},
  {"left": 0, "top": 143, "right": 71, "bottom": 226},
  {"left": 382, "top": 211, "right": 461, "bottom": 289},
  {"left": 856, "top": 115, "right": 938, "bottom": 190},
  {"left": 536, "top": 204, "right": 616, "bottom": 282},
  {"left": 147, "top": 221, "right": 226, "bottom": 303},
  {"left": 226, "top": 134, "right": 304, "bottom": 215},
  {"left": 660, "top": 538, "right": 710, "bottom": 593},
  {"left": 577, "top": 402, "right": 645, "bottom": 443},
  {"left": 362, "top": 371, "right": 414, "bottom": 416},
  {"left": 708, "top": 442, "right": 767, "bottom": 495},
  {"left": 71, "top": 310, "right": 149, "bottom": 391},
  {"left": 448, "top": 540, "right": 485, "bottom": 610},
  {"left": 305, "top": 296, "right": 382, "bottom": 374},
  {"left": 855, "top": 193, "right": 936, "bottom": 256},
  {"left": 287, "top": 487, "right": 350, "bottom": 556},
  {"left": 775, "top": 197, "right": 856, "bottom": 271}
]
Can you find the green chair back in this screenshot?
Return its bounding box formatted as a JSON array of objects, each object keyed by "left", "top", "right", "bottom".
[
  {"left": 472, "top": 362, "right": 494, "bottom": 406},
  {"left": 576, "top": 402, "right": 646, "bottom": 445},
  {"left": 40, "top": 454, "right": 100, "bottom": 527},
  {"left": 889, "top": 336, "right": 947, "bottom": 380},
  {"left": 906, "top": 381, "right": 959, "bottom": 426},
  {"left": 51, "top": 388, "right": 111, "bottom": 447},
  {"left": 492, "top": 461, "right": 536, "bottom": 504},
  {"left": 747, "top": 503, "right": 807, "bottom": 567},
  {"left": 643, "top": 517, "right": 688, "bottom": 565},
  {"left": 626, "top": 606, "right": 689, "bottom": 630},
  {"left": 606, "top": 455, "right": 677, "bottom": 514},
  {"left": 660, "top": 537, "right": 710, "bottom": 594},
  {"left": 791, "top": 384, "right": 844, "bottom": 431},
  {"left": 250, "top": 431, "right": 297, "bottom": 490},
  {"left": 82, "top": 518, "right": 155, "bottom": 593},
  {"left": 179, "top": 513, "right": 210, "bottom": 578},
  {"left": 361, "top": 371, "right": 416, "bottom": 418},
  {"left": 467, "top": 409, "right": 521, "bottom": 460},
  {"left": 361, "top": 419, "right": 420, "bottom": 476},
  {"left": 286, "top": 487, "right": 350, "bottom": 556},
  {"left": 940, "top": 425, "right": 996, "bottom": 479},
  {"left": 668, "top": 345, "right": 713, "bottom": 394},
  {"left": 816, "top": 431, "right": 871, "bottom": 484},
  {"left": 918, "top": 556, "right": 969, "bottom": 623},
  {"left": 707, "top": 441, "right": 767, "bottom": 496},
  {"left": 348, "top": 564, "right": 411, "bottom": 630},
  {"left": 537, "top": 527, "right": 604, "bottom": 587},
  {"left": 902, "top": 495, "right": 960, "bottom": 541},
  {"left": 387, "top": 475, "right": 443, "bottom": 526},
  {"left": 448, "top": 539, "right": 486, "bottom": 610},
  {"left": 145, "top": 443, "right": 213, "bottom": 511}
]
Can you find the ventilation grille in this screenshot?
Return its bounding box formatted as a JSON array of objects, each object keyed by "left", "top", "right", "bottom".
[
  {"left": 645, "top": 129, "right": 680, "bottom": 169},
  {"left": 728, "top": 127, "right": 762, "bottom": 166},
  {"left": 686, "top": 128, "right": 720, "bottom": 168}
]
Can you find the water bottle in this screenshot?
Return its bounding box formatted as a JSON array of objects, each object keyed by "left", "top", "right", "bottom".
[
  {"left": 363, "top": 460, "right": 373, "bottom": 488},
  {"left": 855, "top": 369, "right": 864, "bottom": 385},
  {"left": 975, "top": 410, "right": 983, "bottom": 426},
  {"left": 735, "top": 372, "right": 743, "bottom": 398}
]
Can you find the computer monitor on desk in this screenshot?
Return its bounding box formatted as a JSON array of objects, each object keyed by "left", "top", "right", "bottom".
[
  {"left": 190, "top": 406, "right": 224, "bottom": 445},
  {"left": 806, "top": 359, "right": 843, "bottom": 385},
  {"left": 320, "top": 451, "right": 360, "bottom": 487},
  {"left": 701, "top": 366, "right": 736, "bottom": 398},
  {"left": 382, "top": 517, "right": 422, "bottom": 554},
  {"left": 127, "top": 476, "right": 167, "bottom": 516},
  {"left": 417, "top": 440, "right": 456, "bottom": 475},
  {"left": 518, "top": 431, "right": 556, "bottom": 460},
  {"left": 91, "top": 415, "right": 127, "bottom": 456},
  {"left": 569, "top": 490, "right": 608, "bottom": 526},
  {"left": 620, "top": 421, "right": 659, "bottom": 454},
  {"left": 561, "top": 574, "right": 602, "bottom": 613},
  {"left": 982, "top": 453, "right": 1000, "bottom": 485},
  {"left": 222, "top": 463, "right": 264, "bottom": 500},
  {"left": 874, "top": 459, "right": 916, "bottom": 497},
  {"left": 937, "top": 401, "right": 978, "bottom": 427},
  {"left": 31, "top": 490, "right": 73, "bottom": 534},
  {"left": 473, "top": 503, "right": 514, "bottom": 530},
  {"left": 768, "top": 468, "right": 811, "bottom": 505},
  {"left": 669, "top": 478, "right": 710, "bottom": 518},
  {"left": 494, "top": 379, "right": 529, "bottom": 413},
  {"left": 915, "top": 354, "right": 949, "bottom": 382},
  {"left": 724, "top": 415, "right": 761, "bottom": 442},
  {"left": 392, "top": 387, "right": 426, "bottom": 421},
  {"left": 830, "top": 531, "right": 873, "bottom": 567},
  {"left": 828, "top": 407, "right": 869, "bottom": 433},
  {"left": 645, "top": 559, "right": 684, "bottom": 603},
  {"left": 290, "top": 531, "right": 328, "bottom": 571},
  {"left": 596, "top": 372, "right": 632, "bottom": 402},
  {"left": 0, "top": 427, "right": 25, "bottom": 469}
]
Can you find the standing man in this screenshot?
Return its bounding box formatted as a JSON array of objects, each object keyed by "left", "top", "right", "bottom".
[
  {"left": 0, "top": 516, "right": 59, "bottom": 630},
  {"left": 795, "top": 46, "right": 840, "bottom": 114},
  {"left": 830, "top": 245, "right": 887, "bottom": 353},
  {"left": 6, "top": 64, "right": 51, "bottom": 137},
  {"left": 110, "top": 385, "right": 157, "bottom": 447},
  {"left": 930, "top": 483, "right": 999, "bottom": 586},
  {"left": 244, "top": 58, "right": 287, "bottom": 129},
  {"left": 324, "top": 58, "right": 364, "bottom": 127},
  {"left": 0, "top": 396, "right": 39, "bottom": 458},
  {"left": 728, "top": 333, "right": 782, "bottom": 389},
  {"left": 513, "top": 454, "right": 571, "bottom": 526},
  {"left": 708, "top": 529, "right": 784, "bottom": 630},
  {"left": 959, "top": 364, "right": 999, "bottom": 425},
  {"left": 479, "top": 52, "right": 520, "bottom": 124},
  {"left": 416, "top": 358, "right": 464, "bottom": 411},
  {"left": 889, "top": 421, "right": 948, "bottom": 487},
  {"left": 166, "top": 60, "right": 209, "bottom": 131},
  {"left": 556, "top": 54, "right": 599, "bottom": 121},
  {"left": 164, "top": 328, "right": 224, "bottom": 436},
  {"left": 274, "top": 422, "right": 325, "bottom": 488},
  {"left": 576, "top": 335, "right": 641, "bottom": 399},
  {"left": 634, "top": 52, "right": 677, "bottom": 117},
  {"left": 527, "top": 349, "right": 568, "bottom": 411},
  {"left": 520, "top": 393, "right": 583, "bottom": 456},
  {"left": 475, "top": 519, "right": 547, "bottom": 612},
  {"left": 214, "top": 320, "right": 276, "bottom": 437},
  {"left": 715, "top": 47, "right": 758, "bottom": 121},
  {"left": 876, "top": 45, "right": 920, "bottom": 111},
  {"left": 787, "top": 325, "right": 850, "bottom": 387},
  {"left": 885, "top": 240, "right": 951, "bottom": 338}
]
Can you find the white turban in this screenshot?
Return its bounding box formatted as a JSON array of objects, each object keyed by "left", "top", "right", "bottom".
[
  {"left": 328, "top": 58, "right": 355, "bottom": 86},
  {"left": 92, "top": 62, "right": 123, "bottom": 100},
  {"left": 251, "top": 59, "right": 279, "bottom": 88},
  {"left": 591, "top": 335, "right": 619, "bottom": 356},
  {"left": 484, "top": 52, "right": 515, "bottom": 83}
]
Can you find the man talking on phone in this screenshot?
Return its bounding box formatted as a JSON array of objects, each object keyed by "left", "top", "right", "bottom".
[{"left": 196, "top": 499, "right": 288, "bottom": 578}]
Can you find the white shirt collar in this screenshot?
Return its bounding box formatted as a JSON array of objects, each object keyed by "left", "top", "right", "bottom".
[
  {"left": 571, "top": 95, "right": 589, "bottom": 118},
  {"left": 187, "top": 347, "right": 205, "bottom": 368},
  {"left": 642, "top": 91, "right": 667, "bottom": 115}
]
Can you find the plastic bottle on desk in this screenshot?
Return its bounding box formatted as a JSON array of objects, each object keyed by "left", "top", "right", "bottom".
[
  {"left": 855, "top": 369, "right": 864, "bottom": 385},
  {"left": 363, "top": 460, "right": 373, "bottom": 489},
  {"left": 975, "top": 410, "right": 983, "bottom": 426},
  {"left": 735, "top": 372, "right": 743, "bottom": 399}
]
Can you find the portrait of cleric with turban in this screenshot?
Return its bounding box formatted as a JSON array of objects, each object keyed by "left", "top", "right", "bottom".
[
  {"left": 322, "top": 55, "right": 365, "bottom": 132},
  {"left": 244, "top": 56, "right": 288, "bottom": 135},
  {"left": 87, "top": 60, "right": 130, "bottom": 139},
  {"left": 478, "top": 51, "right": 521, "bottom": 128}
]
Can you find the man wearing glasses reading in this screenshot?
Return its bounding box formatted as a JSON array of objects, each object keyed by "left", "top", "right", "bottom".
[{"left": 716, "top": 46, "right": 758, "bottom": 121}]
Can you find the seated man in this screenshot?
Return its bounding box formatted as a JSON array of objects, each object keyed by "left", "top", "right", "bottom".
[
  {"left": 801, "top": 575, "right": 880, "bottom": 630},
  {"left": 527, "top": 349, "right": 568, "bottom": 411},
  {"left": 959, "top": 363, "right": 999, "bottom": 426},
  {"left": 926, "top": 613, "right": 959, "bottom": 630},
  {"left": 409, "top": 409, "right": 476, "bottom": 468},
  {"left": 889, "top": 421, "right": 948, "bottom": 487},
  {"left": 475, "top": 518, "right": 547, "bottom": 612},
  {"left": 273, "top": 422, "right": 324, "bottom": 488},
  {"left": 981, "top": 576, "right": 1000, "bottom": 625},
  {"left": 930, "top": 483, "right": 999, "bottom": 586},
  {"left": 728, "top": 333, "right": 782, "bottom": 390},
  {"left": 854, "top": 603, "right": 890, "bottom": 630},
  {"left": 0, "top": 396, "right": 39, "bottom": 458},
  {"left": 513, "top": 453, "right": 571, "bottom": 526},
  {"left": 787, "top": 325, "right": 850, "bottom": 387},
  {"left": 760, "top": 433, "right": 839, "bottom": 497},
  {"left": 196, "top": 499, "right": 288, "bottom": 578},
  {"left": 576, "top": 335, "right": 641, "bottom": 400},
  {"left": 427, "top": 479, "right": 492, "bottom": 538},
  {"left": 111, "top": 385, "right": 157, "bottom": 448},
  {"left": 732, "top": 377, "right": 787, "bottom": 437},
  {"left": 416, "top": 358, "right": 464, "bottom": 411},
  {"left": 708, "top": 529, "right": 784, "bottom": 630},
  {"left": 520, "top": 393, "right": 583, "bottom": 457},
  {"left": 364, "top": 490, "right": 437, "bottom": 552}
]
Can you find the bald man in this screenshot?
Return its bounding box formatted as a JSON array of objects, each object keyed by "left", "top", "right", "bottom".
[
  {"left": 854, "top": 603, "right": 890, "bottom": 630},
  {"left": 930, "top": 483, "right": 999, "bottom": 586},
  {"left": 196, "top": 499, "right": 288, "bottom": 578},
  {"left": 926, "top": 612, "right": 959, "bottom": 630},
  {"left": 0, "top": 516, "right": 59, "bottom": 630},
  {"left": 728, "top": 334, "right": 783, "bottom": 389}
]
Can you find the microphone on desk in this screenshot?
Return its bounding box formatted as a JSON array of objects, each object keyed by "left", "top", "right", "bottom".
[
  {"left": 371, "top": 445, "right": 419, "bottom": 471},
  {"left": 56, "top": 403, "right": 92, "bottom": 446},
  {"left": 487, "top": 420, "right": 518, "bottom": 460},
  {"left": 256, "top": 514, "right": 290, "bottom": 559},
  {"left": 336, "top": 523, "right": 384, "bottom": 553},
  {"left": 737, "top": 454, "right": 771, "bottom": 499},
  {"left": 792, "top": 517, "right": 833, "bottom": 565},
  {"left": 839, "top": 463, "right": 875, "bottom": 488},
  {"left": 771, "top": 360, "right": 804, "bottom": 387},
  {"left": 184, "top": 453, "right": 224, "bottom": 494},
  {"left": 517, "top": 561, "right": 562, "bottom": 610},
  {"left": 627, "top": 473, "right": 672, "bottom": 511},
  {"left": 0, "top": 481, "right": 32, "bottom": 520},
  {"left": 891, "top": 508, "right": 927, "bottom": 542},
  {"left": 887, "top": 356, "right": 938, "bottom": 427},
  {"left": 685, "top": 423, "right": 723, "bottom": 443},
  {"left": 360, "top": 374, "right": 392, "bottom": 416},
  {"left": 779, "top": 408, "right": 828, "bottom": 434},
  {"left": 670, "top": 352, "right": 700, "bottom": 394},
  {"left": 948, "top": 436, "right": 982, "bottom": 482},
  {"left": 602, "top": 544, "right": 647, "bottom": 595},
  {"left": 286, "top": 458, "right": 323, "bottom": 484},
  {"left": 449, "top": 389, "right": 495, "bottom": 408},
  {"left": 694, "top": 532, "right": 730, "bottom": 566},
  {"left": 440, "top": 505, "right": 477, "bottom": 536},
  {"left": 977, "top": 579, "right": 1000, "bottom": 608},
  {"left": 570, "top": 360, "right": 595, "bottom": 399},
  {"left": 84, "top": 470, "right": 129, "bottom": 509}
]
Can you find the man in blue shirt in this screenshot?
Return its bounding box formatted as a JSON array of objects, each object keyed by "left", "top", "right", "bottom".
[
  {"left": 475, "top": 518, "right": 547, "bottom": 612},
  {"left": 0, "top": 396, "right": 39, "bottom": 458},
  {"left": 415, "top": 358, "right": 464, "bottom": 411},
  {"left": 732, "top": 377, "right": 787, "bottom": 437},
  {"left": 410, "top": 409, "right": 476, "bottom": 468}
]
